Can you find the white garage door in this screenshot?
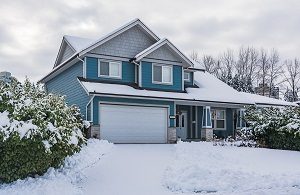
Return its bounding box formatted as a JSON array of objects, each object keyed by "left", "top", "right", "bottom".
[{"left": 100, "top": 104, "right": 167, "bottom": 143}]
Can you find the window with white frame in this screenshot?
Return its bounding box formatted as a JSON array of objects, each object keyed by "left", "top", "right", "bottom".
[
  {"left": 98, "top": 60, "right": 122, "bottom": 78},
  {"left": 211, "top": 109, "right": 226, "bottom": 130},
  {"left": 152, "top": 64, "right": 173, "bottom": 84},
  {"left": 184, "top": 72, "right": 190, "bottom": 82}
]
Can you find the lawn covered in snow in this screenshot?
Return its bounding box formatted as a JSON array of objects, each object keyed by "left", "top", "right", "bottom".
[
  {"left": 0, "top": 139, "right": 113, "bottom": 195},
  {"left": 165, "top": 141, "right": 300, "bottom": 195}
]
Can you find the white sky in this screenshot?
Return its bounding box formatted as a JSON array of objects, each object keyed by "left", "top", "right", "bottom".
[{"left": 1, "top": 0, "right": 300, "bottom": 82}]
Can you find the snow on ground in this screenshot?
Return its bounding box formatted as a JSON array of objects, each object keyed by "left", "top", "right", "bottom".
[
  {"left": 165, "top": 141, "right": 300, "bottom": 195},
  {"left": 2, "top": 141, "right": 300, "bottom": 195},
  {"left": 0, "top": 139, "right": 113, "bottom": 195}
]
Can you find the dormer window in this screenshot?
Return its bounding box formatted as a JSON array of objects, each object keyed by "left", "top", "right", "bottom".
[
  {"left": 184, "top": 72, "right": 190, "bottom": 82},
  {"left": 152, "top": 64, "right": 173, "bottom": 84},
  {"left": 98, "top": 60, "right": 122, "bottom": 79}
]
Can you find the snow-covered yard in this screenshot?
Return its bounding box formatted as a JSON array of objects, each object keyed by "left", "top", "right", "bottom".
[
  {"left": 1, "top": 141, "right": 300, "bottom": 195},
  {"left": 165, "top": 142, "right": 300, "bottom": 195}
]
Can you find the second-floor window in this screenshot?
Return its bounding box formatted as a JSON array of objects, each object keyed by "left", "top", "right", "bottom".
[
  {"left": 152, "top": 64, "right": 173, "bottom": 84},
  {"left": 98, "top": 60, "right": 122, "bottom": 78}
]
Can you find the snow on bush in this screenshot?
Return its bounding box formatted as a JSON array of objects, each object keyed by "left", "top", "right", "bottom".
[
  {"left": 245, "top": 106, "right": 300, "bottom": 150},
  {"left": 0, "top": 79, "right": 89, "bottom": 183},
  {"left": 164, "top": 141, "right": 300, "bottom": 194},
  {"left": 0, "top": 139, "right": 113, "bottom": 195}
]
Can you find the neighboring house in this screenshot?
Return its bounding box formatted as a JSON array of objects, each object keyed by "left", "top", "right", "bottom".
[
  {"left": 0, "top": 71, "right": 12, "bottom": 83},
  {"left": 39, "top": 19, "right": 297, "bottom": 144}
]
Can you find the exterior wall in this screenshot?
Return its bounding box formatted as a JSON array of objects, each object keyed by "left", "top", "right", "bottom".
[
  {"left": 184, "top": 72, "right": 194, "bottom": 87},
  {"left": 91, "top": 96, "right": 175, "bottom": 127},
  {"left": 141, "top": 61, "right": 183, "bottom": 91},
  {"left": 90, "top": 26, "right": 156, "bottom": 58},
  {"left": 145, "top": 45, "right": 182, "bottom": 62},
  {"left": 45, "top": 61, "right": 89, "bottom": 116},
  {"left": 86, "top": 57, "right": 135, "bottom": 84},
  {"left": 213, "top": 108, "right": 234, "bottom": 138},
  {"left": 196, "top": 106, "right": 203, "bottom": 138},
  {"left": 56, "top": 42, "right": 75, "bottom": 65}
]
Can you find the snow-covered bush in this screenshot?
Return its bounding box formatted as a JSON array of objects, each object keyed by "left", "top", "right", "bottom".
[
  {"left": 245, "top": 106, "right": 300, "bottom": 151},
  {"left": 213, "top": 128, "right": 257, "bottom": 147},
  {"left": 0, "top": 79, "right": 87, "bottom": 183}
]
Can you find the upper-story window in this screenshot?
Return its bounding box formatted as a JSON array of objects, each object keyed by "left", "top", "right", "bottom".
[
  {"left": 152, "top": 64, "right": 173, "bottom": 85},
  {"left": 184, "top": 72, "right": 190, "bottom": 82},
  {"left": 98, "top": 60, "right": 122, "bottom": 79}
]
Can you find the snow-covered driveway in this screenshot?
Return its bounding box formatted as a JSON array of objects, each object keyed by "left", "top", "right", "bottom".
[{"left": 82, "top": 144, "right": 177, "bottom": 195}]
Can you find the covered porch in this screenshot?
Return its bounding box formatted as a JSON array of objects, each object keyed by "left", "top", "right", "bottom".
[{"left": 174, "top": 101, "right": 246, "bottom": 141}]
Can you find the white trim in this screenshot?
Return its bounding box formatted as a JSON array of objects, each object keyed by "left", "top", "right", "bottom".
[
  {"left": 184, "top": 72, "right": 190, "bottom": 82},
  {"left": 182, "top": 67, "right": 184, "bottom": 90},
  {"left": 152, "top": 63, "right": 173, "bottom": 85},
  {"left": 139, "top": 61, "right": 142, "bottom": 87},
  {"left": 85, "top": 95, "right": 95, "bottom": 121},
  {"left": 196, "top": 106, "right": 198, "bottom": 138},
  {"left": 83, "top": 57, "right": 87, "bottom": 78},
  {"left": 135, "top": 38, "right": 194, "bottom": 67},
  {"left": 202, "top": 106, "right": 212, "bottom": 128},
  {"left": 98, "top": 59, "right": 122, "bottom": 79},
  {"left": 54, "top": 37, "right": 76, "bottom": 67}
]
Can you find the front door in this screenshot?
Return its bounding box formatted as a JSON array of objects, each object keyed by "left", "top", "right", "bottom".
[{"left": 176, "top": 111, "right": 188, "bottom": 140}]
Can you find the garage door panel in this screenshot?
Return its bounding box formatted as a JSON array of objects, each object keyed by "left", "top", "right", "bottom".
[{"left": 100, "top": 104, "right": 167, "bottom": 143}]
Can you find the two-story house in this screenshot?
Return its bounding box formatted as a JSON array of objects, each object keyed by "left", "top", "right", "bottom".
[{"left": 39, "top": 19, "right": 296, "bottom": 143}]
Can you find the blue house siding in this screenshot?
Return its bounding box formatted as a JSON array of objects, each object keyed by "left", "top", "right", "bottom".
[
  {"left": 214, "top": 108, "right": 234, "bottom": 138},
  {"left": 184, "top": 72, "right": 194, "bottom": 87},
  {"left": 86, "top": 57, "right": 135, "bottom": 83},
  {"left": 45, "top": 62, "right": 89, "bottom": 116},
  {"left": 91, "top": 96, "right": 175, "bottom": 127},
  {"left": 197, "top": 106, "right": 203, "bottom": 138},
  {"left": 141, "top": 61, "right": 182, "bottom": 91}
]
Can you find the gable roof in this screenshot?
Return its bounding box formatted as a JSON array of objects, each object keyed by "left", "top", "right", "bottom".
[
  {"left": 40, "top": 19, "right": 160, "bottom": 83},
  {"left": 134, "top": 38, "right": 201, "bottom": 68},
  {"left": 64, "top": 35, "right": 94, "bottom": 52}
]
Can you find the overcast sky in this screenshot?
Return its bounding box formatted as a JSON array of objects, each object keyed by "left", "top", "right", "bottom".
[{"left": 1, "top": 0, "right": 300, "bottom": 82}]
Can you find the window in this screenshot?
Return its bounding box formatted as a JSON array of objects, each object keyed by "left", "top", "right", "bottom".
[
  {"left": 152, "top": 64, "right": 173, "bottom": 84},
  {"left": 184, "top": 72, "right": 190, "bottom": 82},
  {"left": 98, "top": 60, "right": 121, "bottom": 78},
  {"left": 211, "top": 109, "right": 226, "bottom": 130}
]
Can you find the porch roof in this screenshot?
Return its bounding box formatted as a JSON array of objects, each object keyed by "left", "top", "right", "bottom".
[{"left": 79, "top": 71, "right": 297, "bottom": 107}]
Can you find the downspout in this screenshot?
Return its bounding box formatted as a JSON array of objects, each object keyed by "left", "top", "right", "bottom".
[
  {"left": 77, "top": 56, "right": 86, "bottom": 78},
  {"left": 86, "top": 95, "right": 95, "bottom": 122},
  {"left": 129, "top": 58, "right": 141, "bottom": 86}
]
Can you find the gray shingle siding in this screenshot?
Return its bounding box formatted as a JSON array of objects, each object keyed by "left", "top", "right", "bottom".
[
  {"left": 56, "top": 42, "right": 75, "bottom": 65},
  {"left": 45, "top": 61, "right": 89, "bottom": 117},
  {"left": 145, "top": 45, "right": 182, "bottom": 62},
  {"left": 90, "top": 26, "right": 156, "bottom": 58}
]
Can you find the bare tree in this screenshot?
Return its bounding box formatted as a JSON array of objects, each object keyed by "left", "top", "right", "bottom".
[
  {"left": 283, "top": 59, "right": 300, "bottom": 101},
  {"left": 268, "top": 49, "right": 281, "bottom": 97},
  {"left": 202, "top": 55, "right": 217, "bottom": 74},
  {"left": 257, "top": 49, "right": 270, "bottom": 96},
  {"left": 219, "top": 49, "right": 235, "bottom": 84},
  {"left": 190, "top": 50, "right": 200, "bottom": 63}
]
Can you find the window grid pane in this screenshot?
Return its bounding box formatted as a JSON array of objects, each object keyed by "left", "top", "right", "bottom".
[
  {"left": 110, "top": 62, "right": 120, "bottom": 77},
  {"left": 184, "top": 72, "right": 189, "bottom": 80},
  {"left": 153, "top": 65, "right": 162, "bottom": 82},
  {"left": 162, "top": 66, "right": 172, "bottom": 83},
  {"left": 216, "top": 120, "right": 225, "bottom": 129},
  {"left": 100, "top": 61, "right": 109, "bottom": 76}
]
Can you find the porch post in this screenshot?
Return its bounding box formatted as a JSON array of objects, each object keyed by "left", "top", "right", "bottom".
[{"left": 201, "top": 106, "right": 213, "bottom": 141}]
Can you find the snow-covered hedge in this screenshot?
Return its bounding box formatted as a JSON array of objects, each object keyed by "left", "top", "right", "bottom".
[
  {"left": 245, "top": 106, "right": 300, "bottom": 151},
  {"left": 0, "top": 79, "right": 88, "bottom": 183}
]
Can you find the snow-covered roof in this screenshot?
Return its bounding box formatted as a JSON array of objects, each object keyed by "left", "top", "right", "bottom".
[
  {"left": 79, "top": 71, "right": 297, "bottom": 107},
  {"left": 64, "top": 35, "right": 94, "bottom": 52}
]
